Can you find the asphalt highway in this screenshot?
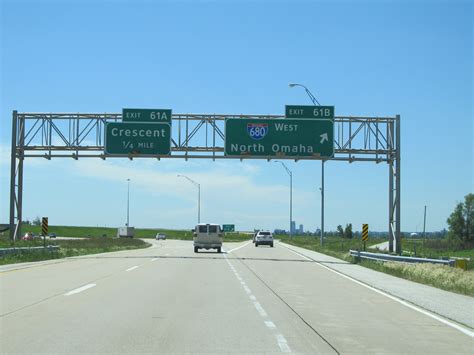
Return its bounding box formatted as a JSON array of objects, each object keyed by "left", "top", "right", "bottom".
[{"left": 1, "top": 239, "right": 472, "bottom": 354}]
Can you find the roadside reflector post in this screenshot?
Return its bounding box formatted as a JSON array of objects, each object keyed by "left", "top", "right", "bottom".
[
  {"left": 362, "top": 224, "right": 369, "bottom": 252},
  {"left": 42, "top": 217, "right": 48, "bottom": 248}
]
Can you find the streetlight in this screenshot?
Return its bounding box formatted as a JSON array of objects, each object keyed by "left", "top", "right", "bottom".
[
  {"left": 275, "top": 160, "right": 293, "bottom": 238},
  {"left": 126, "top": 178, "right": 130, "bottom": 227},
  {"left": 288, "top": 83, "right": 321, "bottom": 105},
  {"left": 177, "top": 174, "right": 200, "bottom": 224},
  {"left": 289, "top": 82, "right": 325, "bottom": 246}
]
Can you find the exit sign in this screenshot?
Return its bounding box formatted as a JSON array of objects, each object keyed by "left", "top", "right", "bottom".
[
  {"left": 285, "top": 105, "right": 334, "bottom": 119},
  {"left": 123, "top": 108, "right": 172, "bottom": 123}
]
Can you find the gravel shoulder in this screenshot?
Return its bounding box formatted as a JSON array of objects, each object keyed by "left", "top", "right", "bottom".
[{"left": 280, "top": 241, "right": 474, "bottom": 330}]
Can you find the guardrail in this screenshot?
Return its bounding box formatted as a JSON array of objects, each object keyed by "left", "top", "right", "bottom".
[
  {"left": 349, "top": 249, "right": 455, "bottom": 266},
  {"left": 0, "top": 245, "right": 59, "bottom": 257}
]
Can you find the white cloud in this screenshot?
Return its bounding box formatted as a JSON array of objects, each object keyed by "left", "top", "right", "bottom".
[{"left": 64, "top": 158, "right": 311, "bottom": 230}]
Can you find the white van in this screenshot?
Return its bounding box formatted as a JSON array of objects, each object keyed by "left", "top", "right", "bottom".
[{"left": 193, "top": 223, "right": 223, "bottom": 253}]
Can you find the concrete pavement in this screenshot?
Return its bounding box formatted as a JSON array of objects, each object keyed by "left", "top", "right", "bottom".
[{"left": 1, "top": 239, "right": 472, "bottom": 354}]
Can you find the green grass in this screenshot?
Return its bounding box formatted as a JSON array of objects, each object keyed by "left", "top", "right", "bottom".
[
  {"left": 401, "top": 239, "right": 474, "bottom": 269},
  {"left": 277, "top": 235, "right": 474, "bottom": 296},
  {"left": 360, "top": 260, "right": 474, "bottom": 296},
  {"left": 0, "top": 234, "right": 149, "bottom": 265}
]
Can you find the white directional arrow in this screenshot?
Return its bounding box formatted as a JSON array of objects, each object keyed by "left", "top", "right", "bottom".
[{"left": 319, "top": 133, "right": 328, "bottom": 144}]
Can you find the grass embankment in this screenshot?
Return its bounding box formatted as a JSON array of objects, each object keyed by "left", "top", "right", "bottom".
[
  {"left": 402, "top": 239, "right": 474, "bottom": 267},
  {"left": 360, "top": 260, "right": 474, "bottom": 296},
  {"left": 278, "top": 235, "right": 474, "bottom": 297},
  {"left": 0, "top": 234, "right": 149, "bottom": 265}
]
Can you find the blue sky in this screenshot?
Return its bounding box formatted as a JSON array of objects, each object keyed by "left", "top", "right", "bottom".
[{"left": 0, "top": 0, "right": 472, "bottom": 232}]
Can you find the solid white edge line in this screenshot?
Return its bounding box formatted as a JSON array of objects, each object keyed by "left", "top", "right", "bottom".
[
  {"left": 226, "top": 241, "right": 252, "bottom": 253},
  {"left": 126, "top": 266, "right": 139, "bottom": 272},
  {"left": 282, "top": 243, "right": 474, "bottom": 338},
  {"left": 64, "top": 283, "right": 96, "bottom": 296}
]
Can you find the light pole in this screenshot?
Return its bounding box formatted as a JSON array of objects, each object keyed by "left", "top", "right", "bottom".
[
  {"left": 289, "top": 83, "right": 321, "bottom": 105},
  {"left": 422, "top": 205, "right": 427, "bottom": 239},
  {"left": 275, "top": 160, "right": 293, "bottom": 238},
  {"left": 126, "top": 178, "right": 130, "bottom": 227},
  {"left": 289, "top": 83, "right": 325, "bottom": 245},
  {"left": 177, "top": 174, "right": 200, "bottom": 224},
  {"left": 320, "top": 162, "right": 324, "bottom": 246}
]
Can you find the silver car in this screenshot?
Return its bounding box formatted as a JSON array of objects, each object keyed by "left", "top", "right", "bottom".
[
  {"left": 254, "top": 231, "right": 274, "bottom": 247},
  {"left": 155, "top": 233, "right": 166, "bottom": 240}
]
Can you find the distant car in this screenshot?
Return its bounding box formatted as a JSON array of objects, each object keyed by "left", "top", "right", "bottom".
[
  {"left": 22, "top": 232, "right": 34, "bottom": 241},
  {"left": 254, "top": 231, "right": 273, "bottom": 247},
  {"left": 49, "top": 233, "right": 57, "bottom": 238},
  {"left": 155, "top": 233, "right": 166, "bottom": 240}
]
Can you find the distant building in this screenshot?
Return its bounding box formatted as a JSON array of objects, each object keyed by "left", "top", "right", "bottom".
[
  {"left": 290, "top": 221, "right": 296, "bottom": 234},
  {"left": 299, "top": 224, "right": 304, "bottom": 234}
]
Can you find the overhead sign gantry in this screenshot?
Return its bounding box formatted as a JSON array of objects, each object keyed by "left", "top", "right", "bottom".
[{"left": 9, "top": 105, "right": 401, "bottom": 253}]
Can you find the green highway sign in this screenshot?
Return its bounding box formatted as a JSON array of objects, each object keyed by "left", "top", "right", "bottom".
[
  {"left": 222, "top": 224, "right": 235, "bottom": 232},
  {"left": 285, "top": 105, "right": 334, "bottom": 119},
  {"left": 225, "top": 119, "right": 334, "bottom": 158},
  {"left": 105, "top": 122, "right": 171, "bottom": 155},
  {"left": 123, "top": 108, "right": 172, "bottom": 123}
]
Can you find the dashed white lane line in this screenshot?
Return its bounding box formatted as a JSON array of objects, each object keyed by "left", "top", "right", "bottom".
[
  {"left": 276, "top": 334, "right": 291, "bottom": 353},
  {"left": 126, "top": 266, "right": 139, "bottom": 272},
  {"left": 254, "top": 301, "right": 268, "bottom": 317},
  {"left": 151, "top": 258, "right": 159, "bottom": 262},
  {"left": 224, "top": 255, "right": 292, "bottom": 353},
  {"left": 282, "top": 244, "right": 474, "bottom": 338},
  {"left": 265, "top": 320, "right": 276, "bottom": 329},
  {"left": 226, "top": 241, "right": 252, "bottom": 253},
  {"left": 64, "top": 283, "right": 96, "bottom": 296}
]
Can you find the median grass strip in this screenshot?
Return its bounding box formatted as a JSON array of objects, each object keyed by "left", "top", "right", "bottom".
[{"left": 278, "top": 235, "right": 474, "bottom": 297}]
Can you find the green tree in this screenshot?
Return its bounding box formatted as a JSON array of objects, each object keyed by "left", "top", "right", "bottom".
[
  {"left": 336, "top": 225, "right": 344, "bottom": 238},
  {"left": 447, "top": 193, "right": 473, "bottom": 244},
  {"left": 344, "top": 223, "right": 353, "bottom": 239}
]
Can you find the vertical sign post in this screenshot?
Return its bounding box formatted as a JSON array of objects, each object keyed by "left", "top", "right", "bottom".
[{"left": 362, "top": 223, "right": 369, "bottom": 251}]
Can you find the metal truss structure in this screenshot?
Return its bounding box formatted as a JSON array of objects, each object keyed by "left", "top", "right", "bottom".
[{"left": 9, "top": 111, "right": 401, "bottom": 253}]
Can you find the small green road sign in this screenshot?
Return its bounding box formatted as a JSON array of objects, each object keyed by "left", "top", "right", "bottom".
[
  {"left": 285, "top": 105, "right": 334, "bottom": 119},
  {"left": 222, "top": 224, "right": 235, "bottom": 232},
  {"left": 105, "top": 122, "right": 171, "bottom": 155},
  {"left": 225, "top": 119, "right": 334, "bottom": 158},
  {"left": 122, "top": 108, "right": 172, "bottom": 123}
]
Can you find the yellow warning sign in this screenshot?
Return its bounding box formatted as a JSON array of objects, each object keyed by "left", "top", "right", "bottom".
[
  {"left": 42, "top": 217, "right": 48, "bottom": 236},
  {"left": 362, "top": 224, "right": 369, "bottom": 241}
]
